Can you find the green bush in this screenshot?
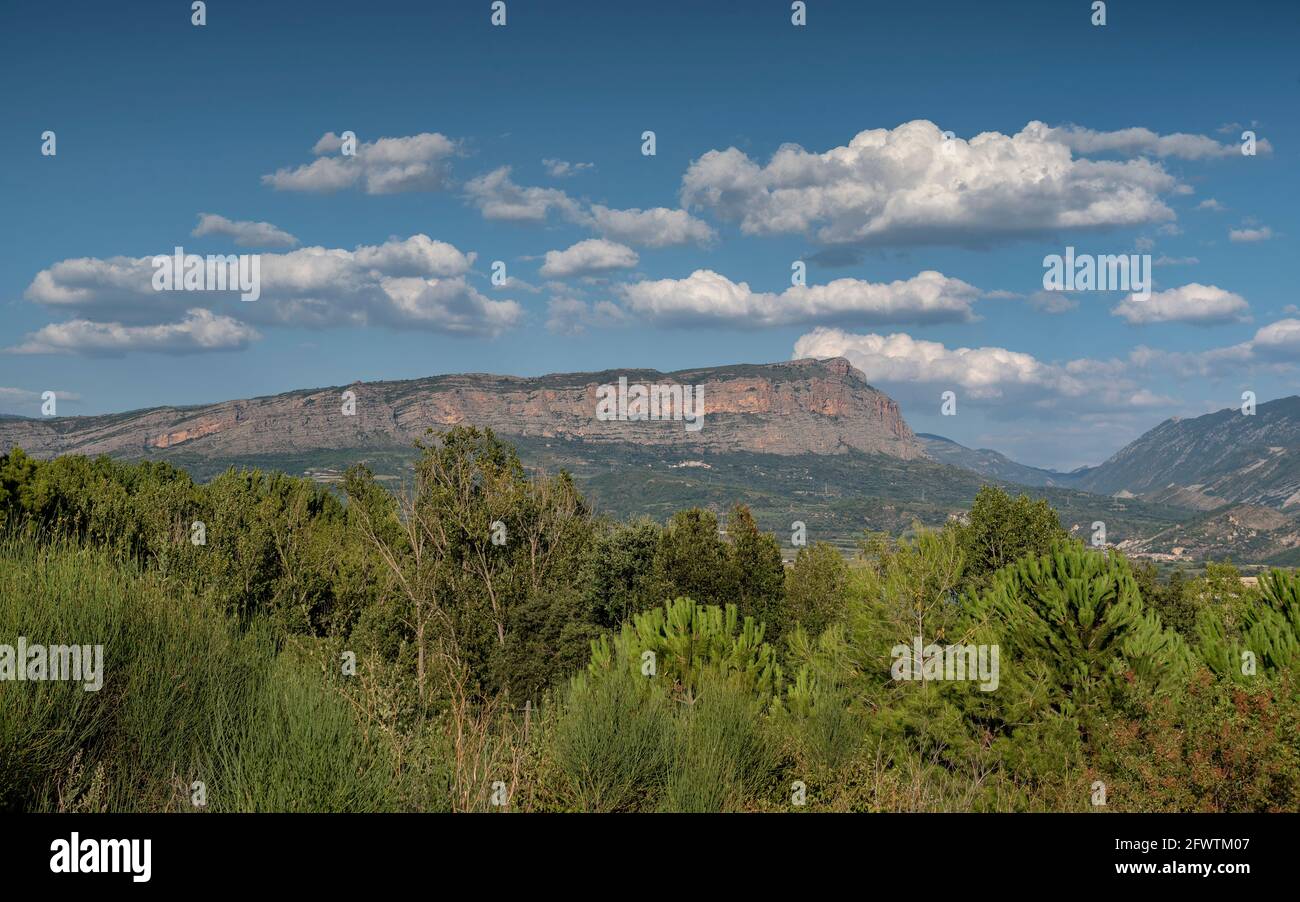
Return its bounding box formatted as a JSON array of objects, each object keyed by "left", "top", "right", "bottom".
[
  {"left": 551, "top": 669, "right": 673, "bottom": 812},
  {"left": 0, "top": 538, "right": 395, "bottom": 812},
  {"left": 663, "top": 669, "right": 775, "bottom": 812}
]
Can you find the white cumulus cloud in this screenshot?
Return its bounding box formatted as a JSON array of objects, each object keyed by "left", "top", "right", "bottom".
[
  {"left": 792, "top": 327, "right": 1176, "bottom": 415},
  {"left": 539, "top": 239, "right": 639, "bottom": 279},
  {"left": 1111, "top": 284, "right": 1250, "bottom": 325},
  {"left": 192, "top": 213, "right": 299, "bottom": 248},
  {"left": 20, "top": 235, "right": 520, "bottom": 343},
  {"left": 622, "top": 269, "right": 981, "bottom": 328},
  {"left": 464, "top": 170, "right": 714, "bottom": 248},
  {"left": 464, "top": 167, "right": 583, "bottom": 222},
  {"left": 8, "top": 309, "right": 260, "bottom": 356},
  {"left": 262, "top": 132, "right": 459, "bottom": 194},
  {"left": 680, "top": 120, "right": 1179, "bottom": 248},
  {"left": 587, "top": 204, "right": 716, "bottom": 248},
  {"left": 1253, "top": 318, "right": 1300, "bottom": 359}
]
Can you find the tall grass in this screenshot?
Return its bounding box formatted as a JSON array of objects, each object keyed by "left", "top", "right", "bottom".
[
  {"left": 549, "top": 666, "right": 778, "bottom": 812},
  {"left": 551, "top": 670, "right": 674, "bottom": 812},
  {"left": 0, "top": 538, "right": 396, "bottom": 812},
  {"left": 663, "top": 670, "right": 774, "bottom": 812}
]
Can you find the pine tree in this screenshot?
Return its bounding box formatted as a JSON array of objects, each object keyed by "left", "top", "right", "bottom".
[
  {"left": 1197, "top": 568, "right": 1300, "bottom": 680},
  {"left": 588, "top": 597, "right": 783, "bottom": 703},
  {"left": 967, "top": 544, "right": 1192, "bottom": 718}
]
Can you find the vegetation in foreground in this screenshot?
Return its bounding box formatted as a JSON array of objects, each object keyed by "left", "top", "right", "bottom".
[{"left": 1, "top": 432, "right": 1297, "bottom": 812}]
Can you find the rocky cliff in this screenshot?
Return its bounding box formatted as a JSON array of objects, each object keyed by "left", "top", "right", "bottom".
[{"left": 0, "top": 357, "right": 925, "bottom": 462}]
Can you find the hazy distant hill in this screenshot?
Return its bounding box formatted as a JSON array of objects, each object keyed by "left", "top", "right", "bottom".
[
  {"left": 917, "top": 433, "right": 1073, "bottom": 487},
  {"left": 916, "top": 402, "right": 1300, "bottom": 565},
  {"left": 1117, "top": 503, "right": 1300, "bottom": 567}
]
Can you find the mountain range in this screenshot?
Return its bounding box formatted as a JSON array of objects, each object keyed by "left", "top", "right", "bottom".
[
  {"left": 2, "top": 358, "right": 1296, "bottom": 563},
  {"left": 922, "top": 395, "right": 1300, "bottom": 518}
]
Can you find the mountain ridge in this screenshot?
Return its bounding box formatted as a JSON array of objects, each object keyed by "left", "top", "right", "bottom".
[
  {"left": 922, "top": 395, "right": 1300, "bottom": 515},
  {"left": 916, "top": 433, "right": 1073, "bottom": 487},
  {"left": 0, "top": 357, "right": 924, "bottom": 462},
  {"left": 1072, "top": 396, "right": 1300, "bottom": 511}
]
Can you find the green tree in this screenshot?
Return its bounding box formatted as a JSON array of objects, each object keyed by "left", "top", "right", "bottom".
[
  {"left": 651, "top": 508, "right": 737, "bottom": 608},
  {"left": 785, "top": 541, "right": 851, "bottom": 637},
  {"left": 496, "top": 584, "right": 602, "bottom": 703},
  {"left": 579, "top": 518, "right": 663, "bottom": 629},
  {"left": 1133, "top": 563, "right": 1196, "bottom": 640},
  {"left": 950, "top": 485, "right": 1069, "bottom": 592},
  {"left": 853, "top": 526, "right": 968, "bottom": 672},
  {"left": 726, "top": 504, "right": 786, "bottom": 634},
  {"left": 967, "top": 545, "right": 1193, "bottom": 721},
  {"left": 0, "top": 448, "right": 40, "bottom": 529},
  {"left": 347, "top": 426, "right": 593, "bottom": 700}
]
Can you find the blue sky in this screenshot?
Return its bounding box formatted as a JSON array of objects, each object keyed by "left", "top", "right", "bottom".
[{"left": 1, "top": 0, "right": 1296, "bottom": 469}]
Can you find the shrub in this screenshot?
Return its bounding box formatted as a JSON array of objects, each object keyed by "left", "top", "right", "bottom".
[
  {"left": 588, "top": 597, "right": 784, "bottom": 702},
  {"left": 0, "top": 538, "right": 394, "bottom": 812},
  {"left": 663, "top": 669, "right": 774, "bottom": 812},
  {"left": 1093, "top": 670, "right": 1300, "bottom": 812},
  {"left": 550, "top": 669, "right": 673, "bottom": 812}
]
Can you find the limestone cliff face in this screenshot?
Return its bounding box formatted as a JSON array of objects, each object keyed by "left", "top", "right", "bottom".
[{"left": 0, "top": 357, "right": 925, "bottom": 461}]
